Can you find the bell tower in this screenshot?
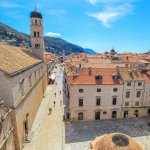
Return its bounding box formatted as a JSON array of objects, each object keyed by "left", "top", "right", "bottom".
[{"left": 30, "top": 7, "right": 45, "bottom": 60}]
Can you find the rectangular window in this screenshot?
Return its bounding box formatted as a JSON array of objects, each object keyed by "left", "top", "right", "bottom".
[
  {"left": 96, "top": 98, "right": 101, "bottom": 106},
  {"left": 138, "top": 82, "right": 142, "bottom": 86},
  {"left": 126, "top": 91, "right": 130, "bottom": 98},
  {"left": 112, "top": 97, "right": 117, "bottom": 105},
  {"left": 78, "top": 112, "right": 83, "bottom": 120},
  {"left": 136, "top": 91, "right": 141, "bottom": 97},
  {"left": 79, "top": 89, "right": 83, "bottom": 93},
  {"left": 125, "top": 102, "right": 129, "bottom": 106},
  {"left": 135, "top": 102, "right": 139, "bottom": 106},
  {"left": 127, "top": 82, "right": 131, "bottom": 86},
  {"left": 97, "top": 88, "right": 101, "bottom": 92},
  {"left": 113, "top": 88, "right": 118, "bottom": 92},
  {"left": 79, "top": 99, "right": 83, "bottom": 106},
  {"left": 103, "top": 111, "right": 107, "bottom": 114}
]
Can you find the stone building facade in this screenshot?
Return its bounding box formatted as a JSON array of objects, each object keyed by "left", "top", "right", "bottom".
[
  {"left": 66, "top": 68, "right": 124, "bottom": 122},
  {"left": 65, "top": 66, "right": 150, "bottom": 122},
  {"left": 0, "top": 43, "right": 47, "bottom": 149},
  {"left": 0, "top": 100, "right": 14, "bottom": 150}
]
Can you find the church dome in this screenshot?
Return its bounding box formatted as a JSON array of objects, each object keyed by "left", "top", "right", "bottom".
[
  {"left": 30, "top": 10, "right": 42, "bottom": 19},
  {"left": 89, "top": 133, "right": 144, "bottom": 150}
]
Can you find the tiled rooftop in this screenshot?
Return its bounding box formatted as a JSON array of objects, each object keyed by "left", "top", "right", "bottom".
[
  {"left": 0, "top": 43, "right": 42, "bottom": 75},
  {"left": 68, "top": 68, "right": 122, "bottom": 85}
]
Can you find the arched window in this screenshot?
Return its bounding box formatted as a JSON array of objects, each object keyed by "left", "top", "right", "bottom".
[
  {"left": 95, "top": 75, "right": 102, "bottom": 81},
  {"left": 112, "top": 111, "right": 117, "bottom": 118},
  {"left": 37, "top": 32, "right": 40, "bottom": 37},
  {"left": 20, "top": 79, "right": 24, "bottom": 96},
  {"left": 78, "top": 112, "right": 84, "bottom": 120},
  {"left": 34, "top": 32, "right": 36, "bottom": 37},
  {"left": 112, "top": 75, "right": 120, "bottom": 80},
  {"left": 35, "top": 20, "right": 37, "bottom": 25}
]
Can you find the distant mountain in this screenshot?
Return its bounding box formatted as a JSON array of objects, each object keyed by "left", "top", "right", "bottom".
[
  {"left": 83, "top": 48, "right": 97, "bottom": 54},
  {"left": 144, "top": 50, "right": 150, "bottom": 54},
  {"left": 0, "top": 22, "right": 84, "bottom": 55}
]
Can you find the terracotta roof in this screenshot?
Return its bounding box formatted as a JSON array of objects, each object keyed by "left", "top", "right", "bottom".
[
  {"left": 90, "top": 133, "right": 144, "bottom": 150},
  {"left": 68, "top": 68, "right": 122, "bottom": 85},
  {"left": 0, "top": 43, "right": 42, "bottom": 75},
  {"left": 118, "top": 67, "right": 144, "bottom": 81}
]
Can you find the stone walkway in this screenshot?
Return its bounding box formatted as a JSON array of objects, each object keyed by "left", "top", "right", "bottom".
[
  {"left": 24, "top": 63, "right": 64, "bottom": 150},
  {"left": 64, "top": 117, "right": 150, "bottom": 150}
]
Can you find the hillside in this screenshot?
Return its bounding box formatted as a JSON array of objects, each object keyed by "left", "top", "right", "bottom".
[{"left": 0, "top": 22, "right": 84, "bottom": 55}]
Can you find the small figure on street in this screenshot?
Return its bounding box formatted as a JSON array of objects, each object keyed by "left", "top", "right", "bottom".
[
  {"left": 60, "top": 100, "right": 62, "bottom": 106},
  {"left": 54, "top": 101, "right": 56, "bottom": 107},
  {"left": 48, "top": 108, "right": 52, "bottom": 115},
  {"left": 60, "top": 90, "right": 61, "bottom": 95},
  {"left": 54, "top": 93, "right": 56, "bottom": 97}
]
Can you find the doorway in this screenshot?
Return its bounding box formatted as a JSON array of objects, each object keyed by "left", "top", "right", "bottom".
[
  {"left": 124, "top": 111, "right": 128, "bottom": 118},
  {"left": 95, "top": 112, "right": 100, "bottom": 120},
  {"left": 134, "top": 110, "right": 139, "bottom": 117},
  {"left": 112, "top": 111, "right": 117, "bottom": 118}
]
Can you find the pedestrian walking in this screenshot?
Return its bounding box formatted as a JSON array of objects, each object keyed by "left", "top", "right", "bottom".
[
  {"left": 54, "top": 92, "right": 56, "bottom": 97},
  {"left": 60, "top": 90, "right": 61, "bottom": 95},
  {"left": 54, "top": 101, "right": 56, "bottom": 107},
  {"left": 48, "top": 108, "right": 52, "bottom": 115},
  {"left": 60, "top": 100, "right": 62, "bottom": 106}
]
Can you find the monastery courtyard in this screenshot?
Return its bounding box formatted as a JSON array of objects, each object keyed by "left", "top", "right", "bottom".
[{"left": 24, "top": 63, "right": 150, "bottom": 150}]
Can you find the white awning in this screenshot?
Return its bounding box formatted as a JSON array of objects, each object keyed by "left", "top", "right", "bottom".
[{"left": 49, "top": 74, "right": 55, "bottom": 80}]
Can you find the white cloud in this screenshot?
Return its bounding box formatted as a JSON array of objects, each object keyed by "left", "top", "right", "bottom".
[
  {"left": 46, "top": 32, "right": 61, "bottom": 37},
  {"left": 87, "top": 0, "right": 98, "bottom": 4},
  {"left": 87, "top": 0, "right": 137, "bottom": 27}
]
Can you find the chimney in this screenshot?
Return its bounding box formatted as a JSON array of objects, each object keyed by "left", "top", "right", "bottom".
[
  {"left": 79, "top": 63, "right": 81, "bottom": 68},
  {"left": 128, "top": 70, "right": 133, "bottom": 77},
  {"left": 88, "top": 67, "right": 92, "bottom": 75}
]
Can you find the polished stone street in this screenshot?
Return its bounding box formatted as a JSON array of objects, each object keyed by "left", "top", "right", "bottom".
[
  {"left": 64, "top": 117, "right": 150, "bottom": 150},
  {"left": 24, "top": 63, "right": 65, "bottom": 150}
]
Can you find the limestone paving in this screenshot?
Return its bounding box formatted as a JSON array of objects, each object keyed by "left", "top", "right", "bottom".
[
  {"left": 64, "top": 117, "right": 150, "bottom": 150},
  {"left": 24, "top": 63, "right": 65, "bottom": 150}
]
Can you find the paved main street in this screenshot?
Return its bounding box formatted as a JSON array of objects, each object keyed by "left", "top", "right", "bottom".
[
  {"left": 64, "top": 117, "right": 150, "bottom": 150},
  {"left": 24, "top": 62, "right": 65, "bottom": 150},
  {"left": 24, "top": 62, "right": 150, "bottom": 150}
]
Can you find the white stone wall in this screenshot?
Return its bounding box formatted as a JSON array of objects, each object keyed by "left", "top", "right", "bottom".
[
  {"left": 0, "top": 104, "right": 14, "bottom": 150},
  {"left": 122, "top": 81, "right": 145, "bottom": 107},
  {"left": 143, "top": 82, "right": 150, "bottom": 106},
  {"left": 69, "top": 84, "right": 123, "bottom": 121},
  {"left": 0, "top": 71, "right": 14, "bottom": 106},
  {"left": 10, "top": 63, "right": 46, "bottom": 107}
]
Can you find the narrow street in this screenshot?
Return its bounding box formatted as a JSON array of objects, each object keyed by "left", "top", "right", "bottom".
[{"left": 24, "top": 63, "right": 65, "bottom": 150}]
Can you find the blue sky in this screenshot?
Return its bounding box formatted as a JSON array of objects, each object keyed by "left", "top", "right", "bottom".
[{"left": 0, "top": 0, "right": 150, "bottom": 53}]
